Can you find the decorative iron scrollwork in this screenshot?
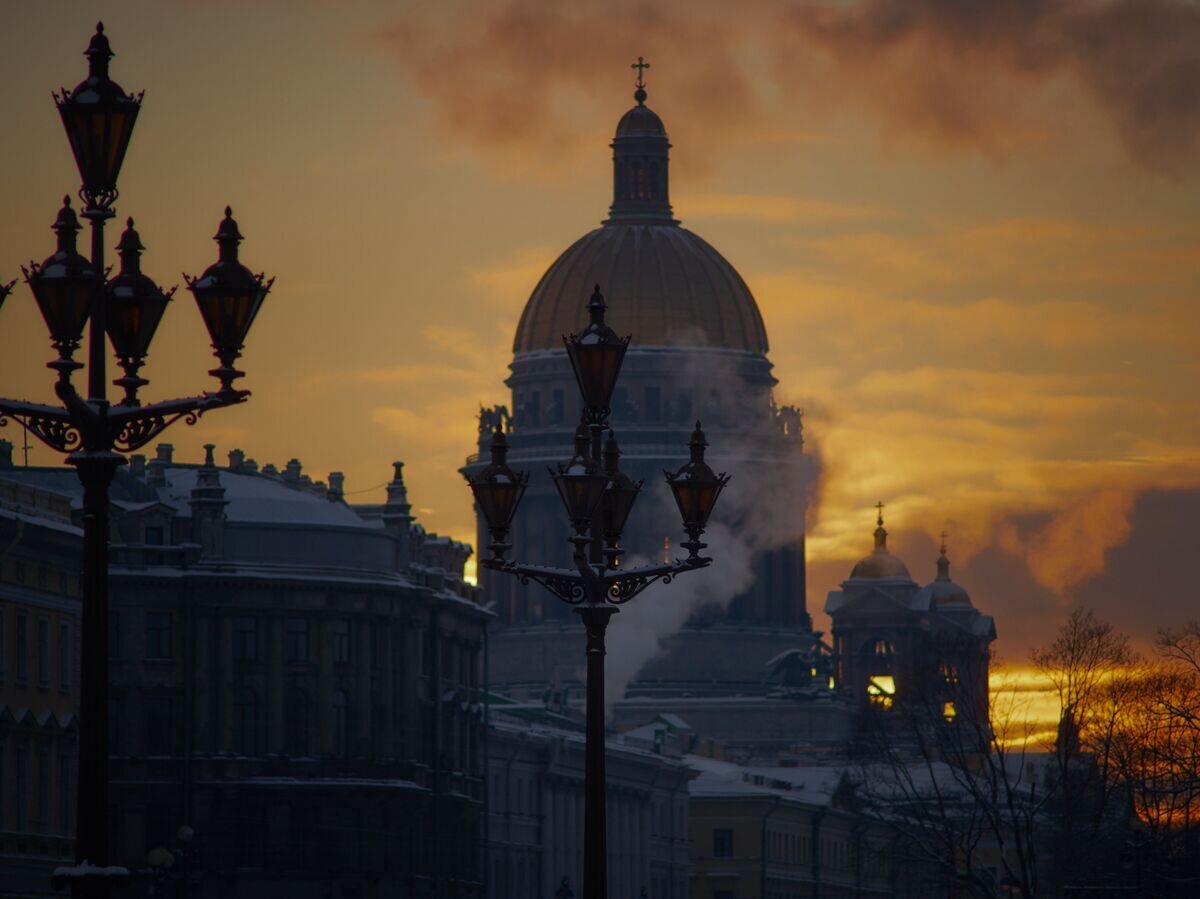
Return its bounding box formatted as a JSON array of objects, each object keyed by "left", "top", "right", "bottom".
[
  {"left": 607, "top": 572, "right": 672, "bottom": 604},
  {"left": 519, "top": 571, "right": 589, "bottom": 605},
  {"left": 113, "top": 410, "right": 200, "bottom": 453},
  {"left": 0, "top": 411, "right": 83, "bottom": 453}
]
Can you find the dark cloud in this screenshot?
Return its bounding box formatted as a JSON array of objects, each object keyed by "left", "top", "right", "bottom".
[{"left": 377, "top": 0, "right": 1200, "bottom": 175}]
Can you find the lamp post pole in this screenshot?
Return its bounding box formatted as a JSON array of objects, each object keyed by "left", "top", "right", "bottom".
[
  {"left": 0, "top": 24, "right": 274, "bottom": 899},
  {"left": 466, "top": 286, "right": 729, "bottom": 899}
]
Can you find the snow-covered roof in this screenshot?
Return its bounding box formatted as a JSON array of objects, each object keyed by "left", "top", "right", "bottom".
[{"left": 686, "top": 754, "right": 845, "bottom": 806}]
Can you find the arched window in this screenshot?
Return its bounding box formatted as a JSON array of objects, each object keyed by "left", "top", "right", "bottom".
[
  {"left": 285, "top": 687, "right": 308, "bottom": 757},
  {"left": 648, "top": 161, "right": 659, "bottom": 200},
  {"left": 233, "top": 687, "right": 257, "bottom": 755},
  {"left": 333, "top": 689, "right": 350, "bottom": 759}
]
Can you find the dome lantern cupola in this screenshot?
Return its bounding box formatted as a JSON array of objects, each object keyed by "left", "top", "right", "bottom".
[{"left": 607, "top": 57, "right": 675, "bottom": 225}]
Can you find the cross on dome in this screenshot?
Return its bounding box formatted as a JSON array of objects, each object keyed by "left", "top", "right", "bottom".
[
  {"left": 875, "top": 500, "right": 885, "bottom": 527},
  {"left": 631, "top": 56, "right": 650, "bottom": 104}
]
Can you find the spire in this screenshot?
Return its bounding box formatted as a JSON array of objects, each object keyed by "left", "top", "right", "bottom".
[
  {"left": 873, "top": 501, "right": 888, "bottom": 551},
  {"left": 936, "top": 530, "right": 951, "bottom": 581},
  {"left": 607, "top": 57, "right": 675, "bottom": 225}
]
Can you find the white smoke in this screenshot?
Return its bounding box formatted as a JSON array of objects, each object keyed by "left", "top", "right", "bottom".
[{"left": 602, "top": 355, "right": 824, "bottom": 711}]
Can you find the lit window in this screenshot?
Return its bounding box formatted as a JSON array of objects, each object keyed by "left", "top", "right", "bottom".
[
  {"left": 867, "top": 675, "right": 896, "bottom": 710},
  {"left": 943, "top": 701, "right": 957, "bottom": 721}
]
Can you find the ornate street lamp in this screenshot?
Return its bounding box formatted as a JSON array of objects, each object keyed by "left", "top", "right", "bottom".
[
  {"left": 3, "top": 24, "right": 273, "bottom": 899},
  {"left": 464, "top": 285, "right": 727, "bottom": 899}
]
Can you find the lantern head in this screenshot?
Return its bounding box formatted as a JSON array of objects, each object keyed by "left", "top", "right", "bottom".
[
  {"left": 105, "top": 218, "right": 174, "bottom": 404},
  {"left": 601, "top": 430, "right": 641, "bottom": 547},
  {"left": 184, "top": 207, "right": 273, "bottom": 396},
  {"left": 464, "top": 424, "right": 528, "bottom": 557},
  {"left": 664, "top": 421, "right": 729, "bottom": 557},
  {"left": 54, "top": 23, "right": 143, "bottom": 208},
  {"left": 563, "top": 285, "right": 630, "bottom": 421},
  {"left": 551, "top": 423, "right": 610, "bottom": 536},
  {"left": 23, "top": 196, "right": 101, "bottom": 364}
]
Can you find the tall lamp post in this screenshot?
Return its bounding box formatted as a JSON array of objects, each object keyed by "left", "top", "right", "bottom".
[
  {"left": 465, "top": 285, "right": 728, "bottom": 899},
  {"left": 0, "top": 24, "right": 273, "bottom": 898}
]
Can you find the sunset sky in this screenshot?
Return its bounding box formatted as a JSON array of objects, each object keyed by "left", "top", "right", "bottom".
[{"left": 2, "top": 1, "right": 1198, "bottom": 664}]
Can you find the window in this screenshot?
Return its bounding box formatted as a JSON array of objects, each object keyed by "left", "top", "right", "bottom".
[
  {"left": 108, "top": 610, "right": 120, "bottom": 660},
  {"left": 285, "top": 688, "right": 308, "bottom": 757},
  {"left": 145, "top": 612, "right": 172, "bottom": 660},
  {"left": 233, "top": 687, "right": 257, "bottom": 756},
  {"left": 37, "top": 619, "right": 49, "bottom": 686},
  {"left": 16, "top": 612, "right": 28, "bottom": 683},
  {"left": 15, "top": 744, "right": 27, "bottom": 832},
  {"left": 334, "top": 690, "right": 350, "bottom": 759},
  {"left": 285, "top": 617, "right": 309, "bottom": 663},
  {"left": 713, "top": 827, "right": 734, "bottom": 858},
  {"left": 36, "top": 748, "right": 49, "bottom": 832},
  {"left": 0, "top": 608, "right": 6, "bottom": 680},
  {"left": 109, "top": 696, "right": 122, "bottom": 755},
  {"left": 58, "top": 622, "right": 70, "bottom": 690},
  {"left": 145, "top": 696, "right": 174, "bottom": 755},
  {"left": 59, "top": 756, "right": 70, "bottom": 835},
  {"left": 548, "top": 388, "right": 565, "bottom": 424},
  {"left": 334, "top": 619, "right": 351, "bottom": 664},
  {"left": 232, "top": 616, "right": 257, "bottom": 662},
  {"left": 644, "top": 385, "right": 661, "bottom": 422},
  {"left": 145, "top": 525, "right": 164, "bottom": 564},
  {"left": 369, "top": 620, "right": 380, "bottom": 669}
]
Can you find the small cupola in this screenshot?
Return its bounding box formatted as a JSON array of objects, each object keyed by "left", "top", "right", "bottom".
[{"left": 607, "top": 57, "right": 676, "bottom": 225}]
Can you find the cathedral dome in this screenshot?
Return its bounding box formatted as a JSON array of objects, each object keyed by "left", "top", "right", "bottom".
[
  {"left": 849, "top": 511, "right": 911, "bottom": 581},
  {"left": 512, "top": 79, "right": 769, "bottom": 356},
  {"left": 513, "top": 225, "right": 768, "bottom": 354}
]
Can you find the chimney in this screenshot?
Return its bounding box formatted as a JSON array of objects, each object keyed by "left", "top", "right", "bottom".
[
  {"left": 147, "top": 458, "right": 167, "bottom": 488},
  {"left": 228, "top": 448, "right": 245, "bottom": 472},
  {"left": 284, "top": 458, "right": 302, "bottom": 483},
  {"left": 155, "top": 443, "right": 174, "bottom": 464},
  {"left": 243, "top": 458, "right": 259, "bottom": 474},
  {"left": 0, "top": 439, "right": 12, "bottom": 469},
  {"left": 328, "top": 472, "right": 345, "bottom": 501},
  {"left": 261, "top": 463, "right": 279, "bottom": 477},
  {"left": 129, "top": 454, "right": 147, "bottom": 478},
  {"left": 190, "top": 443, "right": 228, "bottom": 558}
]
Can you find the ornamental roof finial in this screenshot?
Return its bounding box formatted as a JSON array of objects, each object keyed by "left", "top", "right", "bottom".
[{"left": 632, "top": 56, "right": 650, "bottom": 105}]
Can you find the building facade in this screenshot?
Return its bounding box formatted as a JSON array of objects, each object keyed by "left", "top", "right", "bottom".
[
  {"left": 1, "top": 443, "right": 487, "bottom": 899},
  {"left": 0, "top": 440, "right": 82, "bottom": 897},
  {"left": 486, "top": 702, "right": 692, "bottom": 899}
]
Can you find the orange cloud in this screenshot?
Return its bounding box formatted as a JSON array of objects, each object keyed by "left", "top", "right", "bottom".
[{"left": 376, "top": 0, "right": 1200, "bottom": 175}]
